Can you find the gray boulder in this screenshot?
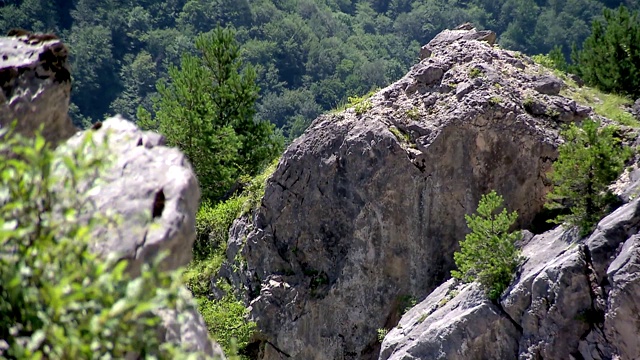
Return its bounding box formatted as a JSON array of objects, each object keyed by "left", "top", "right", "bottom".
[
  {"left": 532, "top": 75, "right": 564, "bottom": 95},
  {"left": 381, "top": 199, "right": 640, "bottom": 360},
  {"left": 63, "top": 116, "right": 200, "bottom": 277},
  {"left": 380, "top": 281, "right": 520, "bottom": 360},
  {"left": 420, "top": 24, "right": 497, "bottom": 59},
  {"left": 0, "top": 33, "right": 76, "bottom": 146}
]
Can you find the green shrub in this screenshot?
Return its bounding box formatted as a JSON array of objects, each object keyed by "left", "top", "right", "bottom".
[
  {"left": 452, "top": 190, "right": 522, "bottom": 300},
  {"left": 0, "top": 127, "right": 211, "bottom": 359},
  {"left": 185, "top": 160, "right": 280, "bottom": 358},
  {"left": 194, "top": 197, "right": 246, "bottom": 261},
  {"left": 546, "top": 119, "right": 632, "bottom": 236},
  {"left": 468, "top": 67, "right": 482, "bottom": 78},
  {"left": 405, "top": 107, "right": 420, "bottom": 120},
  {"left": 197, "top": 281, "right": 256, "bottom": 356}
]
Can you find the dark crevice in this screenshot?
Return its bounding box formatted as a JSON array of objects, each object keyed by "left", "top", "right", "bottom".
[
  {"left": 577, "top": 244, "right": 613, "bottom": 359},
  {"left": 265, "top": 340, "right": 291, "bottom": 358},
  {"left": 152, "top": 189, "right": 165, "bottom": 219},
  {"left": 493, "top": 299, "right": 524, "bottom": 336}
]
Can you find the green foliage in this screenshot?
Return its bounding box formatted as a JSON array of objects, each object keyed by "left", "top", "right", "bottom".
[
  {"left": 0, "top": 127, "right": 212, "bottom": 359},
  {"left": 389, "top": 126, "right": 410, "bottom": 143},
  {"left": 4, "top": 0, "right": 629, "bottom": 136},
  {"left": 546, "top": 119, "right": 632, "bottom": 236},
  {"left": 532, "top": 45, "right": 568, "bottom": 72},
  {"left": 197, "top": 291, "right": 256, "bottom": 357},
  {"left": 143, "top": 26, "right": 282, "bottom": 201},
  {"left": 193, "top": 197, "right": 246, "bottom": 261},
  {"left": 183, "top": 161, "right": 279, "bottom": 357},
  {"left": 452, "top": 190, "right": 522, "bottom": 300},
  {"left": 377, "top": 328, "right": 389, "bottom": 343},
  {"left": 405, "top": 107, "right": 420, "bottom": 120},
  {"left": 576, "top": 5, "right": 640, "bottom": 98},
  {"left": 468, "top": 67, "right": 482, "bottom": 78},
  {"left": 562, "top": 84, "right": 640, "bottom": 128}
]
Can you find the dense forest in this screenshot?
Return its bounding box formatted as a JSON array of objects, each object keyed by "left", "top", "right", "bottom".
[{"left": 1, "top": 0, "right": 638, "bottom": 139}]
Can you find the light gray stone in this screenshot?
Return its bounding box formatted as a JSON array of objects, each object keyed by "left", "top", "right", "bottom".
[
  {"left": 380, "top": 281, "right": 520, "bottom": 360},
  {"left": 63, "top": 116, "right": 200, "bottom": 277},
  {"left": 0, "top": 34, "right": 76, "bottom": 146}
]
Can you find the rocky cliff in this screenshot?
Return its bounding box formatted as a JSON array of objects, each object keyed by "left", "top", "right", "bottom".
[
  {"left": 220, "top": 26, "right": 599, "bottom": 359},
  {"left": 0, "top": 32, "right": 224, "bottom": 358}
]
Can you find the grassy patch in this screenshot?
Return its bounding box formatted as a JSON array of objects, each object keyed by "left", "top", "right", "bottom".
[
  {"left": 531, "top": 60, "right": 639, "bottom": 128},
  {"left": 197, "top": 281, "right": 257, "bottom": 358},
  {"left": 332, "top": 88, "right": 379, "bottom": 114},
  {"left": 389, "top": 126, "right": 411, "bottom": 143},
  {"left": 405, "top": 107, "right": 421, "bottom": 120},
  {"left": 183, "top": 161, "right": 280, "bottom": 358}
]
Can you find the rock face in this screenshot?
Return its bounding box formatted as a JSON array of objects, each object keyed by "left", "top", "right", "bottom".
[
  {"left": 0, "top": 33, "right": 76, "bottom": 145},
  {"left": 222, "top": 26, "right": 593, "bottom": 359},
  {"left": 419, "top": 23, "right": 497, "bottom": 59},
  {"left": 62, "top": 118, "right": 224, "bottom": 359},
  {"left": 65, "top": 116, "right": 200, "bottom": 277},
  {"left": 381, "top": 198, "right": 640, "bottom": 360}
]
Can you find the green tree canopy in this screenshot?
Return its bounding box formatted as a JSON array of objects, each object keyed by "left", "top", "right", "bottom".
[
  {"left": 546, "top": 119, "right": 631, "bottom": 236},
  {"left": 139, "top": 26, "right": 282, "bottom": 201},
  {"left": 576, "top": 5, "right": 640, "bottom": 98},
  {"left": 452, "top": 190, "right": 522, "bottom": 300}
]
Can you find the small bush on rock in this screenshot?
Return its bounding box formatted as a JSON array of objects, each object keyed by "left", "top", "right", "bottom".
[
  {"left": 452, "top": 190, "right": 522, "bottom": 300},
  {"left": 0, "top": 128, "right": 211, "bottom": 359}
]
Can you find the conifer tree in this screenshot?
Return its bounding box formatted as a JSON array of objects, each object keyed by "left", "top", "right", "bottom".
[
  {"left": 576, "top": 5, "right": 640, "bottom": 98},
  {"left": 139, "top": 26, "right": 282, "bottom": 201},
  {"left": 546, "top": 119, "right": 631, "bottom": 236},
  {"left": 452, "top": 190, "right": 522, "bottom": 300}
]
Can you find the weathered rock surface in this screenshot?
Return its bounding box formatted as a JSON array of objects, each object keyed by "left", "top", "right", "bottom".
[
  {"left": 62, "top": 116, "right": 225, "bottom": 358},
  {"left": 0, "top": 34, "right": 76, "bottom": 145},
  {"left": 381, "top": 199, "right": 640, "bottom": 360},
  {"left": 64, "top": 116, "right": 200, "bottom": 277},
  {"left": 419, "top": 24, "right": 497, "bottom": 60},
  {"left": 221, "top": 26, "right": 595, "bottom": 359},
  {"left": 379, "top": 280, "right": 520, "bottom": 360}
]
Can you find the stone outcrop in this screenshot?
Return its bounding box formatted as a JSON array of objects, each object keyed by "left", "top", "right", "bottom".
[
  {"left": 64, "top": 116, "right": 200, "bottom": 277},
  {"left": 419, "top": 23, "right": 497, "bottom": 60},
  {"left": 0, "top": 33, "right": 76, "bottom": 146},
  {"left": 220, "top": 26, "right": 595, "bottom": 359},
  {"left": 0, "top": 34, "right": 224, "bottom": 359},
  {"left": 381, "top": 196, "right": 640, "bottom": 360}
]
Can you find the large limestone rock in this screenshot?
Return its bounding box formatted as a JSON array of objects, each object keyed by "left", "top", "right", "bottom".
[
  {"left": 0, "top": 33, "right": 76, "bottom": 145},
  {"left": 61, "top": 116, "right": 224, "bottom": 358},
  {"left": 379, "top": 280, "right": 520, "bottom": 360},
  {"left": 381, "top": 199, "right": 640, "bottom": 360},
  {"left": 64, "top": 116, "right": 200, "bottom": 277},
  {"left": 221, "top": 26, "right": 591, "bottom": 359}
]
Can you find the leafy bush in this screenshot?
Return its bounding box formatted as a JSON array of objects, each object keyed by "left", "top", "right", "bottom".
[
  {"left": 194, "top": 197, "right": 246, "bottom": 261},
  {"left": 197, "top": 281, "right": 256, "bottom": 357},
  {"left": 532, "top": 45, "right": 568, "bottom": 72},
  {"left": 546, "top": 119, "right": 632, "bottom": 236},
  {"left": 452, "top": 190, "right": 522, "bottom": 300},
  {"left": 0, "top": 128, "right": 211, "bottom": 359},
  {"left": 184, "top": 160, "right": 280, "bottom": 358}
]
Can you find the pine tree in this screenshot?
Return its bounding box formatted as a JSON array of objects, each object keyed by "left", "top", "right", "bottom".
[
  {"left": 546, "top": 119, "right": 631, "bottom": 236},
  {"left": 452, "top": 190, "right": 522, "bottom": 301},
  {"left": 576, "top": 5, "right": 640, "bottom": 98},
  {"left": 139, "top": 26, "right": 282, "bottom": 201}
]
